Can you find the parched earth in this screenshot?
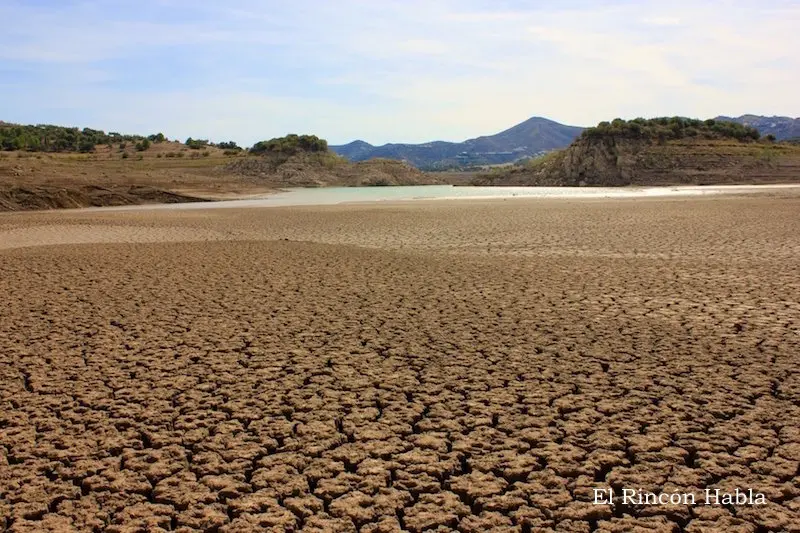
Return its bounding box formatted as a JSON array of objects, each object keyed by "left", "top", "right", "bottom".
[{"left": 1, "top": 195, "right": 799, "bottom": 532}]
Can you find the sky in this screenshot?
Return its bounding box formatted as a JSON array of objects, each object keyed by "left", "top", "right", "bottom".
[{"left": 1, "top": 0, "right": 798, "bottom": 146}]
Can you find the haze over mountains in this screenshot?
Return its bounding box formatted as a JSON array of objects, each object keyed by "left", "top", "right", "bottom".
[
  {"left": 330, "top": 117, "right": 584, "bottom": 170},
  {"left": 332, "top": 114, "right": 800, "bottom": 170},
  {"left": 714, "top": 115, "right": 800, "bottom": 141}
]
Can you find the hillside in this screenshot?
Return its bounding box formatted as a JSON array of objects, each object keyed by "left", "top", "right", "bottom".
[
  {"left": 222, "top": 152, "right": 437, "bottom": 187},
  {"left": 715, "top": 114, "right": 800, "bottom": 141},
  {"left": 473, "top": 117, "right": 800, "bottom": 186},
  {"left": 331, "top": 117, "right": 583, "bottom": 169},
  {"left": 0, "top": 132, "right": 441, "bottom": 211},
  {"left": 220, "top": 133, "right": 439, "bottom": 187}
]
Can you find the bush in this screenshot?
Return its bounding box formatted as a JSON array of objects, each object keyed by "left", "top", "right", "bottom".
[
  {"left": 185, "top": 137, "right": 209, "bottom": 150},
  {"left": 78, "top": 140, "right": 95, "bottom": 153},
  {"left": 216, "top": 141, "right": 241, "bottom": 150},
  {"left": 250, "top": 134, "right": 328, "bottom": 155},
  {"left": 121, "top": 152, "right": 129, "bottom": 159}
]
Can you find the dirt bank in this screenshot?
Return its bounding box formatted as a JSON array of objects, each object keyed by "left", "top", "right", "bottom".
[{"left": 0, "top": 184, "right": 208, "bottom": 211}]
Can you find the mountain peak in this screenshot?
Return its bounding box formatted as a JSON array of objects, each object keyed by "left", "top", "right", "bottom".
[{"left": 331, "top": 117, "right": 584, "bottom": 170}]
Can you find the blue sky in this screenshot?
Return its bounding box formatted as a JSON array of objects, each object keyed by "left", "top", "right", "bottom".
[{"left": 1, "top": 0, "right": 798, "bottom": 146}]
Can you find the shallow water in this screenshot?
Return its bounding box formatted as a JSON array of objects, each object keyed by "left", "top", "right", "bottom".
[{"left": 82, "top": 184, "right": 800, "bottom": 212}]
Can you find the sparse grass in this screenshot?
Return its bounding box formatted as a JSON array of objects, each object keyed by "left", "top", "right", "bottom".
[
  {"left": 315, "top": 151, "right": 348, "bottom": 170},
  {"left": 522, "top": 149, "right": 564, "bottom": 170}
]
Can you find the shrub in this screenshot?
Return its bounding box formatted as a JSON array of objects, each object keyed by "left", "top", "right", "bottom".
[
  {"left": 250, "top": 134, "right": 328, "bottom": 155},
  {"left": 78, "top": 139, "right": 95, "bottom": 153},
  {"left": 121, "top": 152, "right": 129, "bottom": 159},
  {"left": 185, "top": 137, "right": 209, "bottom": 150},
  {"left": 216, "top": 141, "right": 241, "bottom": 150},
  {"left": 202, "top": 150, "right": 210, "bottom": 157}
]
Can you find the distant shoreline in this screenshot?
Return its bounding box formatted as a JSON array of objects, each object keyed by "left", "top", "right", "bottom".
[{"left": 4, "top": 183, "right": 791, "bottom": 215}]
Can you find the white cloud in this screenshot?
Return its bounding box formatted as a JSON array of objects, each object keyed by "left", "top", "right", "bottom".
[
  {"left": 642, "top": 16, "right": 682, "bottom": 26},
  {"left": 0, "top": 0, "right": 798, "bottom": 144}
]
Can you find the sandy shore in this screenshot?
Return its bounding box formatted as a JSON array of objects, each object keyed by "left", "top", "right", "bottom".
[{"left": 1, "top": 193, "right": 799, "bottom": 531}]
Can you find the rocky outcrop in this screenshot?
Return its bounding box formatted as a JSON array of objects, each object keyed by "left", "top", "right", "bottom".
[{"left": 473, "top": 137, "right": 800, "bottom": 186}]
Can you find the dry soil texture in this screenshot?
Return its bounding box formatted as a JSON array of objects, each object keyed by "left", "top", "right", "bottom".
[{"left": 1, "top": 194, "right": 799, "bottom": 532}]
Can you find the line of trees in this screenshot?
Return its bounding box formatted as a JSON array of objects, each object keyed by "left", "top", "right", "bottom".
[
  {"left": 582, "top": 117, "right": 761, "bottom": 142},
  {"left": 0, "top": 123, "right": 170, "bottom": 153},
  {"left": 1, "top": 122, "right": 328, "bottom": 156}
]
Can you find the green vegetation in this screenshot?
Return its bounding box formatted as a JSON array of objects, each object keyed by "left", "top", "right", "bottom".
[
  {"left": 216, "top": 141, "right": 242, "bottom": 151},
  {"left": 185, "top": 137, "right": 209, "bottom": 150},
  {"left": 582, "top": 117, "right": 761, "bottom": 142},
  {"left": 0, "top": 123, "right": 157, "bottom": 152},
  {"left": 0, "top": 122, "right": 245, "bottom": 154},
  {"left": 250, "top": 134, "right": 328, "bottom": 155}
]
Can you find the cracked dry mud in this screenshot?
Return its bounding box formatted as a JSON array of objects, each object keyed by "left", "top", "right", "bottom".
[{"left": 1, "top": 195, "right": 799, "bottom": 532}]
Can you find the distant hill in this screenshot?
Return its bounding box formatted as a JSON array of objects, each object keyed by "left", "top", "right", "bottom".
[
  {"left": 715, "top": 115, "right": 800, "bottom": 141},
  {"left": 221, "top": 134, "right": 440, "bottom": 187},
  {"left": 474, "top": 117, "right": 800, "bottom": 187},
  {"left": 331, "top": 117, "right": 584, "bottom": 170}
]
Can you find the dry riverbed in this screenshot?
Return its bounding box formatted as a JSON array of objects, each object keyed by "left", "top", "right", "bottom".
[{"left": 1, "top": 193, "right": 799, "bottom": 532}]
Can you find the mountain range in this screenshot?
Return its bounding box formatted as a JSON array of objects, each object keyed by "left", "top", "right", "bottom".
[
  {"left": 714, "top": 115, "right": 800, "bottom": 141},
  {"left": 330, "top": 117, "right": 584, "bottom": 170},
  {"left": 332, "top": 114, "right": 800, "bottom": 170}
]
